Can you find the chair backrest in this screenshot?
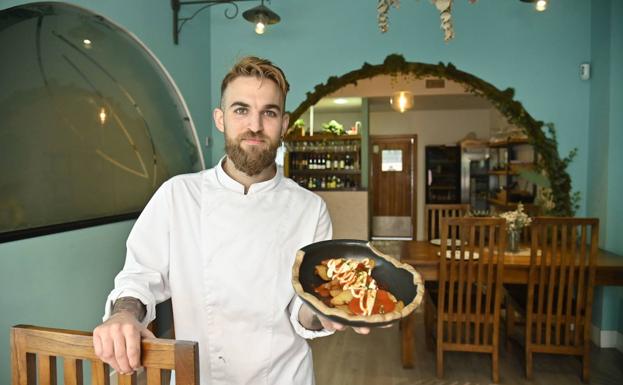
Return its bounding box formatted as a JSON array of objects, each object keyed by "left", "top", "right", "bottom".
[
  {"left": 526, "top": 217, "right": 599, "bottom": 350},
  {"left": 438, "top": 217, "right": 506, "bottom": 347},
  {"left": 11, "top": 325, "right": 199, "bottom": 385},
  {"left": 424, "top": 203, "right": 470, "bottom": 240}
]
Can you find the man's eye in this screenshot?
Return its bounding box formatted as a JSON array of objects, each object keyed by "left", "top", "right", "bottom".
[
  {"left": 263, "top": 110, "right": 278, "bottom": 118},
  {"left": 234, "top": 107, "right": 248, "bottom": 115}
]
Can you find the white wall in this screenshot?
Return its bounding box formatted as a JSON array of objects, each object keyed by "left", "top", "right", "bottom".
[{"left": 370, "top": 108, "right": 494, "bottom": 240}]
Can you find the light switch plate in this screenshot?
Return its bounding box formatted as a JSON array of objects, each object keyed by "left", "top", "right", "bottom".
[{"left": 580, "top": 63, "right": 591, "bottom": 80}]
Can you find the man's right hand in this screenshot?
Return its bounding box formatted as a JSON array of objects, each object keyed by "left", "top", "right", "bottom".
[{"left": 92, "top": 311, "right": 155, "bottom": 374}]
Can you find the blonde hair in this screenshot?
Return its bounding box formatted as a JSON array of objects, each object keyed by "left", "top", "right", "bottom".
[{"left": 220, "top": 56, "right": 290, "bottom": 107}]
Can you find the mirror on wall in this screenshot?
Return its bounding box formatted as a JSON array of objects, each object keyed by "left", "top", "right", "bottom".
[{"left": 0, "top": 3, "right": 203, "bottom": 240}]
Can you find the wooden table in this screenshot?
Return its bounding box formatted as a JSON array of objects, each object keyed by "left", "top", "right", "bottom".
[{"left": 371, "top": 240, "right": 623, "bottom": 368}]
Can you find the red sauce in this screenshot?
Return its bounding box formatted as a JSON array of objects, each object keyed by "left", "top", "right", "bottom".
[{"left": 348, "top": 289, "right": 396, "bottom": 315}]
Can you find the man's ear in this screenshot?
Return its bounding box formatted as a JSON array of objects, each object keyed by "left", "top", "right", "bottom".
[
  {"left": 213, "top": 108, "right": 225, "bottom": 133},
  {"left": 280, "top": 112, "right": 290, "bottom": 137}
]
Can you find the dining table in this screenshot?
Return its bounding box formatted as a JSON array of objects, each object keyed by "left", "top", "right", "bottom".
[{"left": 370, "top": 240, "right": 623, "bottom": 368}]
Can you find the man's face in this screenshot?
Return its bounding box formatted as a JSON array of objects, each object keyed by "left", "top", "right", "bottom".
[{"left": 213, "top": 76, "right": 289, "bottom": 176}]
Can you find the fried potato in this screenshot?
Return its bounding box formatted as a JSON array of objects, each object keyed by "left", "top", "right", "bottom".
[
  {"left": 330, "top": 290, "right": 354, "bottom": 306},
  {"left": 315, "top": 265, "right": 330, "bottom": 281}
]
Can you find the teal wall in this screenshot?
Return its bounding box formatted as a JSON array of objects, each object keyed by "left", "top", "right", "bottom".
[
  {"left": 0, "top": 3, "right": 621, "bottom": 384},
  {"left": 587, "top": 0, "right": 623, "bottom": 336},
  {"left": 0, "top": 221, "right": 133, "bottom": 382},
  {"left": 207, "top": 0, "right": 592, "bottom": 218},
  {"left": 0, "top": 1, "right": 212, "bottom": 383}
]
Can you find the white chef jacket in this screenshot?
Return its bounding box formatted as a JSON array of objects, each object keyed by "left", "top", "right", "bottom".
[{"left": 103, "top": 159, "right": 334, "bottom": 385}]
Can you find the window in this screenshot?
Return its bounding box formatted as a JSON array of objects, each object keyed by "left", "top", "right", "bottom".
[{"left": 381, "top": 150, "right": 403, "bottom": 172}]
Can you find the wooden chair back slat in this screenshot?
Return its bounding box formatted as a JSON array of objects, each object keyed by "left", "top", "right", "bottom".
[
  {"left": 564, "top": 228, "right": 577, "bottom": 346},
  {"left": 38, "top": 355, "right": 56, "bottom": 385},
  {"left": 574, "top": 225, "right": 587, "bottom": 346},
  {"left": 554, "top": 224, "right": 567, "bottom": 345},
  {"left": 146, "top": 368, "right": 161, "bottom": 385},
  {"left": 63, "top": 358, "right": 83, "bottom": 385},
  {"left": 117, "top": 373, "right": 136, "bottom": 385},
  {"left": 424, "top": 204, "right": 470, "bottom": 241},
  {"left": 473, "top": 225, "right": 486, "bottom": 344},
  {"left": 11, "top": 325, "right": 199, "bottom": 385},
  {"left": 523, "top": 217, "right": 598, "bottom": 381},
  {"left": 90, "top": 361, "right": 109, "bottom": 385}
]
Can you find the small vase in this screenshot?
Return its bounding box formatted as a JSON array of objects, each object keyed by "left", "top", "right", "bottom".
[{"left": 507, "top": 229, "right": 520, "bottom": 253}]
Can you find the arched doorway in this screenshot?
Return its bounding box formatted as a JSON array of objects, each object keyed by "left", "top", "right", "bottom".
[{"left": 288, "top": 54, "right": 574, "bottom": 219}]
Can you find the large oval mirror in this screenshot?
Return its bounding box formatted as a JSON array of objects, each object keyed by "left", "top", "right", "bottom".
[{"left": 0, "top": 3, "right": 204, "bottom": 241}]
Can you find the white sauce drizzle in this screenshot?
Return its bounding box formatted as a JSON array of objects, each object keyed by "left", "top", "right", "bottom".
[{"left": 325, "top": 258, "right": 378, "bottom": 316}]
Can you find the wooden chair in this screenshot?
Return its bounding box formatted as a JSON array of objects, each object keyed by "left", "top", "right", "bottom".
[
  {"left": 11, "top": 324, "right": 199, "bottom": 385},
  {"left": 424, "top": 204, "right": 470, "bottom": 240},
  {"left": 505, "top": 217, "right": 599, "bottom": 382},
  {"left": 424, "top": 217, "right": 507, "bottom": 383}
]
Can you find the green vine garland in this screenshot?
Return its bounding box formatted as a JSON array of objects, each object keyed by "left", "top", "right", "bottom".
[{"left": 289, "top": 54, "right": 575, "bottom": 216}]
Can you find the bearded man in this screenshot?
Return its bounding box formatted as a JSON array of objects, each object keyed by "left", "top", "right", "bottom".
[{"left": 92, "top": 56, "right": 368, "bottom": 385}]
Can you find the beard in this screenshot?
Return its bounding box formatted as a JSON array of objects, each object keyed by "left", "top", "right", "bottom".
[{"left": 225, "top": 130, "right": 280, "bottom": 176}]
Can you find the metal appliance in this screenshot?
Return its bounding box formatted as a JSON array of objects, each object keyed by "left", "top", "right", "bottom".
[{"left": 460, "top": 140, "right": 490, "bottom": 211}]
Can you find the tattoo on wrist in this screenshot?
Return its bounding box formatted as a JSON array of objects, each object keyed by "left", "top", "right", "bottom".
[{"left": 112, "top": 297, "right": 146, "bottom": 322}]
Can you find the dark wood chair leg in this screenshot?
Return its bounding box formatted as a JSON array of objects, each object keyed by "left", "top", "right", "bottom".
[
  {"left": 582, "top": 344, "right": 590, "bottom": 383},
  {"left": 492, "top": 349, "right": 500, "bottom": 383},
  {"left": 424, "top": 294, "right": 435, "bottom": 352},
  {"left": 505, "top": 298, "right": 515, "bottom": 352},
  {"left": 436, "top": 344, "right": 444, "bottom": 378},
  {"left": 526, "top": 349, "right": 533, "bottom": 380}
]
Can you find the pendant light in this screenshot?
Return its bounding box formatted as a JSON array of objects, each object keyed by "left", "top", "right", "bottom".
[
  {"left": 243, "top": 0, "right": 280, "bottom": 35},
  {"left": 390, "top": 91, "right": 414, "bottom": 113}
]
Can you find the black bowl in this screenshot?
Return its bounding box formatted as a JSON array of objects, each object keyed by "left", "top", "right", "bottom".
[{"left": 292, "top": 239, "right": 425, "bottom": 327}]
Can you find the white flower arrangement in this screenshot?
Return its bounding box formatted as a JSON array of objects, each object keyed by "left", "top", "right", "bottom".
[{"left": 499, "top": 203, "right": 532, "bottom": 232}]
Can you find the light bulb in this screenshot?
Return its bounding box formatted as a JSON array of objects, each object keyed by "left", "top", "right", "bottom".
[
  {"left": 535, "top": 0, "right": 547, "bottom": 12},
  {"left": 390, "top": 91, "right": 414, "bottom": 113},
  {"left": 255, "top": 21, "right": 266, "bottom": 34},
  {"left": 99, "top": 107, "right": 107, "bottom": 125},
  {"left": 398, "top": 94, "right": 407, "bottom": 112}
]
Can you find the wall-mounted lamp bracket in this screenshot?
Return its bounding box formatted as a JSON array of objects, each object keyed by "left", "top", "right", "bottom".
[{"left": 171, "top": 0, "right": 256, "bottom": 44}]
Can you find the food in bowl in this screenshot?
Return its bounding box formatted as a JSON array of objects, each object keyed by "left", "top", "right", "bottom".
[{"left": 313, "top": 257, "right": 405, "bottom": 316}]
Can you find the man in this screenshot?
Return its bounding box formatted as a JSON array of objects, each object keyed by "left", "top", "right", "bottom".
[{"left": 93, "top": 56, "right": 368, "bottom": 385}]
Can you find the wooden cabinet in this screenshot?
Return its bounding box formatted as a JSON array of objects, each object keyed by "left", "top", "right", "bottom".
[
  {"left": 284, "top": 134, "right": 362, "bottom": 191},
  {"left": 488, "top": 138, "right": 536, "bottom": 210}
]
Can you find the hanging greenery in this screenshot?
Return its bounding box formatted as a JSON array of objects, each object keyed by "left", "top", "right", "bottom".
[{"left": 288, "top": 54, "right": 576, "bottom": 216}]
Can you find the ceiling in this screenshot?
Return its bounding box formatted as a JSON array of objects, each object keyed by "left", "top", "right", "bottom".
[{"left": 311, "top": 75, "right": 494, "bottom": 113}]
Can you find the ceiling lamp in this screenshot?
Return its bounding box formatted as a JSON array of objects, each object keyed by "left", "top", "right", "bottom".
[
  {"left": 390, "top": 91, "right": 414, "bottom": 113},
  {"left": 171, "top": 0, "right": 280, "bottom": 44},
  {"left": 520, "top": 0, "right": 548, "bottom": 12},
  {"left": 243, "top": 0, "right": 280, "bottom": 35}
]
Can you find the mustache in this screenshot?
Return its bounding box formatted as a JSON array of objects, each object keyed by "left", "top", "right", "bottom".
[{"left": 239, "top": 132, "right": 269, "bottom": 141}]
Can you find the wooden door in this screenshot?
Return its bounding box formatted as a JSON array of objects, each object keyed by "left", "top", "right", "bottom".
[{"left": 370, "top": 135, "right": 417, "bottom": 239}]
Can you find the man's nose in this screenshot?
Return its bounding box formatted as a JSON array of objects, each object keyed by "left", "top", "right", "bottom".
[{"left": 248, "top": 112, "right": 263, "bottom": 133}]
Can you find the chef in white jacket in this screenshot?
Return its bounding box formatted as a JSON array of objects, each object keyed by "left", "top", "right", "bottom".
[{"left": 92, "top": 56, "right": 369, "bottom": 385}]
